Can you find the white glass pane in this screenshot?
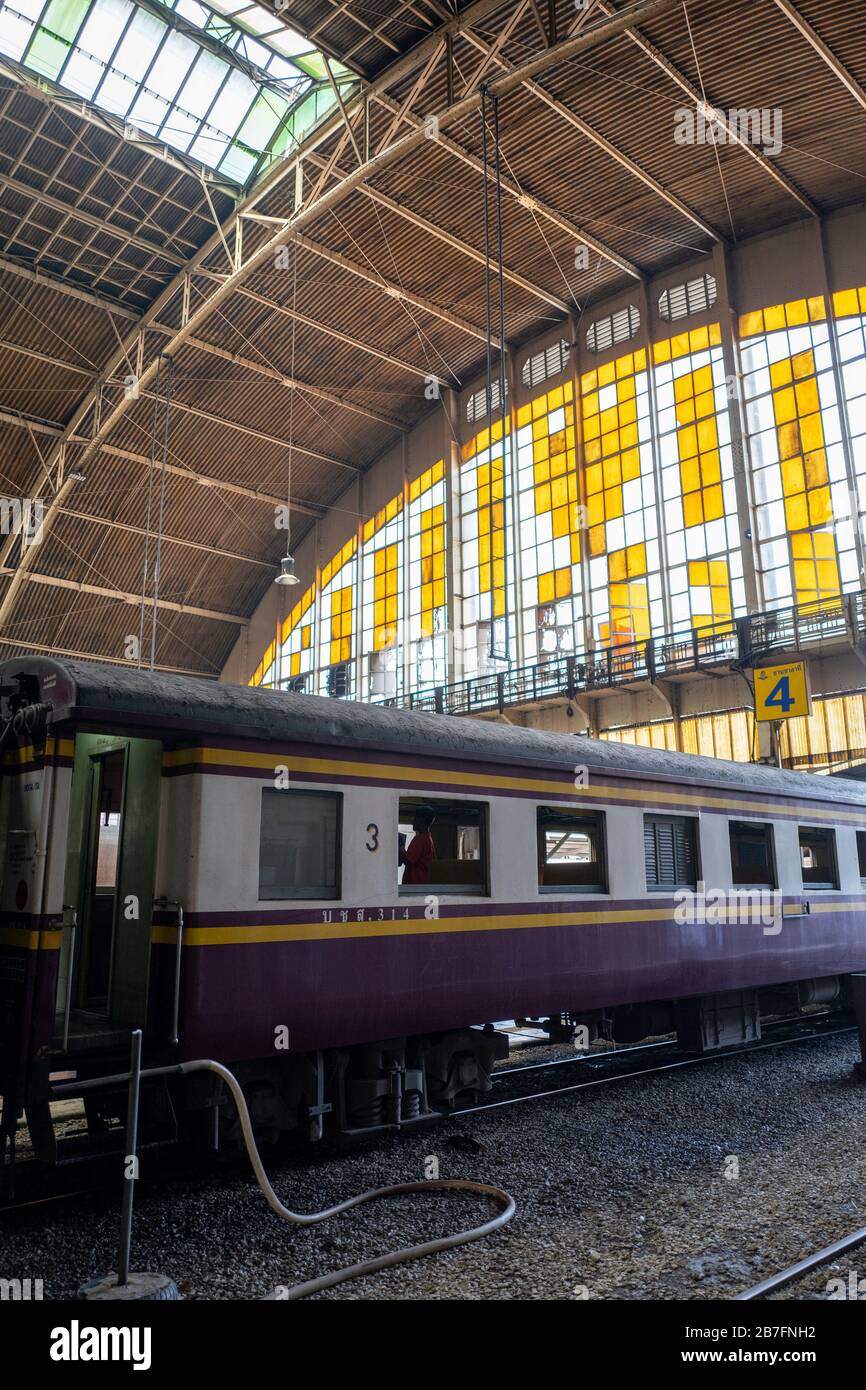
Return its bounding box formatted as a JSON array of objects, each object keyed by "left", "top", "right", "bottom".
[
  {"left": 147, "top": 29, "right": 197, "bottom": 102},
  {"left": 63, "top": 46, "right": 103, "bottom": 97},
  {"left": 128, "top": 87, "right": 169, "bottom": 134},
  {"left": 210, "top": 64, "right": 256, "bottom": 135},
  {"left": 0, "top": 9, "right": 34, "bottom": 59},
  {"left": 176, "top": 0, "right": 208, "bottom": 26},
  {"left": 112, "top": 9, "right": 165, "bottom": 83},
  {"left": 75, "top": 0, "right": 131, "bottom": 61},
  {"left": 187, "top": 125, "right": 229, "bottom": 164},
  {"left": 12, "top": 0, "right": 47, "bottom": 19},
  {"left": 176, "top": 47, "right": 226, "bottom": 118},
  {"left": 97, "top": 66, "right": 138, "bottom": 116},
  {"left": 161, "top": 100, "right": 199, "bottom": 150}
]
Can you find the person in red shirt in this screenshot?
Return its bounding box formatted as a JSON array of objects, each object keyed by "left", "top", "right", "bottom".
[{"left": 400, "top": 807, "right": 437, "bottom": 885}]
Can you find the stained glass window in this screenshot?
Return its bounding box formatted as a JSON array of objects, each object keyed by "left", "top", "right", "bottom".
[
  {"left": 360, "top": 495, "right": 403, "bottom": 702},
  {"left": 407, "top": 461, "right": 448, "bottom": 690},
  {"left": 248, "top": 635, "right": 276, "bottom": 688},
  {"left": 834, "top": 287, "right": 866, "bottom": 570},
  {"left": 654, "top": 324, "right": 744, "bottom": 632},
  {"left": 740, "top": 297, "right": 855, "bottom": 608},
  {"left": 515, "top": 383, "right": 583, "bottom": 664},
  {"left": 580, "top": 348, "right": 662, "bottom": 650},
  {"left": 460, "top": 416, "right": 515, "bottom": 676},
  {"left": 278, "top": 581, "right": 315, "bottom": 691},
  {"left": 318, "top": 536, "right": 356, "bottom": 699}
]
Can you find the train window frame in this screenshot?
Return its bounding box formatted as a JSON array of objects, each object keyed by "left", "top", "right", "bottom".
[
  {"left": 536, "top": 807, "right": 607, "bottom": 894},
  {"left": 858, "top": 831, "right": 866, "bottom": 886},
  {"left": 644, "top": 813, "right": 699, "bottom": 892},
  {"left": 728, "top": 819, "right": 777, "bottom": 889},
  {"left": 258, "top": 787, "right": 342, "bottom": 901},
  {"left": 798, "top": 825, "right": 839, "bottom": 891},
  {"left": 398, "top": 796, "right": 489, "bottom": 896}
]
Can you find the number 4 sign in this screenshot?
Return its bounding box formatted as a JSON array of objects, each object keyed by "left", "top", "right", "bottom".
[{"left": 754, "top": 660, "right": 812, "bottom": 723}]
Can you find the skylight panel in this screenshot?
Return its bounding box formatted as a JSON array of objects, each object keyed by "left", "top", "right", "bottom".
[{"left": 0, "top": 0, "right": 356, "bottom": 186}]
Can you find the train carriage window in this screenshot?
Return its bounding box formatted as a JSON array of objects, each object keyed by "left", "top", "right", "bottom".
[
  {"left": 858, "top": 832, "right": 866, "bottom": 886},
  {"left": 259, "top": 788, "right": 341, "bottom": 900},
  {"left": 644, "top": 815, "right": 698, "bottom": 891},
  {"left": 398, "top": 797, "right": 487, "bottom": 894},
  {"left": 798, "top": 826, "right": 838, "bottom": 890},
  {"left": 729, "top": 821, "right": 776, "bottom": 888},
  {"left": 537, "top": 808, "right": 606, "bottom": 893}
]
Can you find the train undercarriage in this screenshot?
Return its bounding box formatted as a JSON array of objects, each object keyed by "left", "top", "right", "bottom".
[{"left": 5, "top": 972, "right": 855, "bottom": 1175}]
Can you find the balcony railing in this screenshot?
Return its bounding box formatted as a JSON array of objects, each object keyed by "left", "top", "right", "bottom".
[{"left": 375, "top": 589, "right": 865, "bottom": 719}]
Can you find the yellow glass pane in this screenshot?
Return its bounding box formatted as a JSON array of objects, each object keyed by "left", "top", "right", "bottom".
[
  {"left": 683, "top": 490, "right": 704, "bottom": 527},
  {"left": 781, "top": 455, "right": 805, "bottom": 496},
  {"left": 703, "top": 484, "right": 724, "bottom": 522},
  {"left": 778, "top": 420, "right": 801, "bottom": 460},
  {"left": 801, "top": 450, "right": 828, "bottom": 494},
  {"left": 770, "top": 359, "right": 792, "bottom": 389},
  {"left": 800, "top": 414, "right": 825, "bottom": 454},
  {"left": 739, "top": 310, "right": 764, "bottom": 338}
]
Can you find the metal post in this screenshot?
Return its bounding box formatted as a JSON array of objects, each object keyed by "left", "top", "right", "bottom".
[
  {"left": 118, "top": 1028, "right": 142, "bottom": 1287},
  {"left": 851, "top": 973, "right": 866, "bottom": 1072}
]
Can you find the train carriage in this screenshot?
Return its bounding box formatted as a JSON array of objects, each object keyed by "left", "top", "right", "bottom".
[{"left": 1, "top": 655, "right": 866, "bottom": 1164}]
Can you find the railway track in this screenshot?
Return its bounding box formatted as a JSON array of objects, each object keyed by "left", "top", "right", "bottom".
[
  {"left": 735, "top": 1224, "right": 866, "bottom": 1300},
  {"left": 455, "top": 1013, "right": 858, "bottom": 1118},
  {"left": 0, "top": 1014, "right": 858, "bottom": 1214}
]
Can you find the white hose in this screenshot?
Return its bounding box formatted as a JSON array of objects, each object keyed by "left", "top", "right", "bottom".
[{"left": 178, "top": 1059, "right": 516, "bottom": 1300}]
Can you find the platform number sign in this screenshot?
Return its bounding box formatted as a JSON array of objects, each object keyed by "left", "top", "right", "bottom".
[{"left": 754, "top": 661, "right": 812, "bottom": 724}]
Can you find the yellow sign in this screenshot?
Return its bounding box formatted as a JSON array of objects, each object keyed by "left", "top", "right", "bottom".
[{"left": 754, "top": 660, "right": 812, "bottom": 723}]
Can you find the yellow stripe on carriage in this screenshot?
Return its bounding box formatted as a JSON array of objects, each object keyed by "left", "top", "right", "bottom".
[
  {"left": 0, "top": 926, "right": 62, "bottom": 950},
  {"left": 149, "top": 897, "right": 864, "bottom": 948},
  {"left": 160, "top": 745, "right": 866, "bottom": 825}
]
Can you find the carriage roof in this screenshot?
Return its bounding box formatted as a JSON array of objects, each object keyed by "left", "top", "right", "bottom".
[{"left": 4, "top": 655, "right": 866, "bottom": 809}]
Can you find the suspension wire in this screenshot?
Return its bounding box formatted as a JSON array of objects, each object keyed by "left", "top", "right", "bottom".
[
  {"left": 138, "top": 351, "right": 164, "bottom": 668},
  {"left": 492, "top": 89, "right": 510, "bottom": 665},
  {"left": 480, "top": 88, "right": 497, "bottom": 665},
  {"left": 149, "top": 354, "right": 175, "bottom": 671}
]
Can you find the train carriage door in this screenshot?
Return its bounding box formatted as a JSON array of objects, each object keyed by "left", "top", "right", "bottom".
[{"left": 65, "top": 734, "right": 161, "bottom": 1029}]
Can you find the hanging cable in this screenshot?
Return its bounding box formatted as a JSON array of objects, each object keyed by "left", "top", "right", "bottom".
[
  {"left": 149, "top": 355, "right": 175, "bottom": 670},
  {"left": 492, "top": 89, "right": 510, "bottom": 666},
  {"left": 138, "top": 351, "right": 164, "bottom": 668},
  {"left": 480, "top": 86, "right": 510, "bottom": 665}
]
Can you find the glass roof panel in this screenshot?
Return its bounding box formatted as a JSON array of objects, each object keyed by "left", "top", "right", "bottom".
[{"left": 0, "top": 0, "right": 357, "bottom": 185}]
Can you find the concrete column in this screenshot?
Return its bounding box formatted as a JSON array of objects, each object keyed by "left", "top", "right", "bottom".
[
  {"left": 712, "top": 242, "right": 761, "bottom": 615},
  {"left": 444, "top": 390, "right": 464, "bottom": 685}
]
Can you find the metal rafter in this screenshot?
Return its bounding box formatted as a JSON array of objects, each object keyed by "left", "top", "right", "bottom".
[
  {"left": 303, "top": 156, "right": 571, "bottom": 312},
  {"left": 0, "top": 252, "right": 414, "bottom": 422},
  {"left": 0, "top": 567, "right": 248, "bottom": 626},
  {"left": 371, "top": 90, "right": 643, "bottom": 280},
  {"left": 0, "top": 408, "right": 325, "bottom": 516},
  {"left": 590, "top": 0, "right": 819, "bottom": 218},
  {"left": 773, "top": 0, "right": 866, "bottom": 114},
  {"left": 0, "top": 0, "right": 681, "bottom": 641},
  {"left": 457, "top": 24, "right": 725, "bottom": 242}
]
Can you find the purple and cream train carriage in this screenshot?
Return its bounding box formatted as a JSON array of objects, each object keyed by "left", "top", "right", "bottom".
[{"left": 1, "top": 655, "right": 866, "bottom": 1159}]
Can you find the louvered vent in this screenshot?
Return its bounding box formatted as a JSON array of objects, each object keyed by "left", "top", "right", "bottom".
[
  {"left": 521, "top": 339, "right": 571, "bottom": 389},
  {"left": 466, "top": 379, "right": 507, "bottom": 423},
  {"left": 658, "top": 273, "right": 717, "bottom": 322},
  {"left": 586, "top": 304, "right": 640, "bottom": 353}
]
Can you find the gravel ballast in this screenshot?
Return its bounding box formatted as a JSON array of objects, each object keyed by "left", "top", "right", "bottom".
[{"left": 3, "top": 1032, "right": 865, "bottom": 1300}]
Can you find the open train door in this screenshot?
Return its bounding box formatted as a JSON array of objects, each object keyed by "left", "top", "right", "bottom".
[{"left": 64, "top": 734, "right": 161, "bottom": 1033}]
